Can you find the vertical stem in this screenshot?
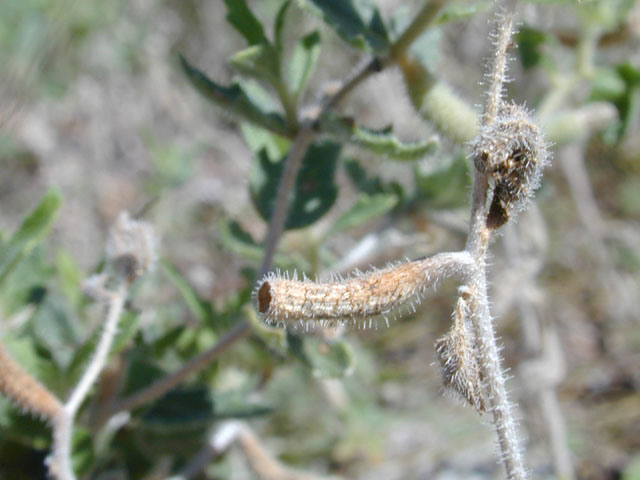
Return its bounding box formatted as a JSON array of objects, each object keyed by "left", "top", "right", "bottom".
[
  {"left": 463, "top": 2, "right": 527, "bottom": 477},
  {"left": 484, "top": 6, "right": 515, "bottom": 126},
  {"left": 465, "top": 174, "right": 526, "bottom": 480},
  {"left": 50, "top": 283, "right": 127, "bottom": 480},
  {"left": 260, "top": 128, "right": 315, "bottom": 276}
]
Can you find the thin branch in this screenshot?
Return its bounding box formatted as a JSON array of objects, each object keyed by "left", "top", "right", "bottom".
[
  {"left": 49, "top": 283, "right": 128, "bottom": 480},
  {"left": 103, "top": 319, "right": 249, "bottom": 416}
]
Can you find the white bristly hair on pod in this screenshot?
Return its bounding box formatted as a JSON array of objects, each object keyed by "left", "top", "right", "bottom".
[{"left": 254, "top": 251, "right": 473, "bottom": 328}]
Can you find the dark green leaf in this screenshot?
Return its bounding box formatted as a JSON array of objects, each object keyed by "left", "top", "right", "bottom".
[
  {"left": 288, "top": 31, "right": 321, "bottom": 101},
  {"left": 223, "top": 0, "right": 268, "bottom": 46},
  {"left": 134, "top": 388, "right": 212, "bottom": 457},
  {"left": 304, "top": 0, "right": 389, "bottom": 51},
  {"left": 0, "top": 188, "right": 62, "bottom": 286},
  {"left": 415, "top": 154, "right": 472, "bottom": 208},
  {"left": 250, "top": 140, "right": 340, "bottom": 230},
  {"left": 122, "top": 355, "right": 167, "bottom": 397},
  {"left": 142, "top": 386, "right": 214, "bottom": 429},
  {"left": 72, "top": 428, "right": 95, "bottom": 476},
  {"left": 179, "top": 55, "right": 290, "bottom": 136},
  {"left": 368, "top": 8, "right": 389, "bottom": 44},
  {"left": 344, "top": 158, "right": 405, "bottom": 201},
  {"left": 0, "top": 397, "right": 50, "bottom": 448},
  {"left": 516, "top": 26, "right": 549, "bottom": 69}
]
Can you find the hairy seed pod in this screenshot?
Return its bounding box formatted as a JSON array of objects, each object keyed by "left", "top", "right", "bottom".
[
  {"left": 472, "top": 102, "right": 550, "bottom": 229},
  {"left": 435, "top": 292, "right": 485, "bottom": 413},
  {"left": 256, "top": 252, "right": 472, "bottom": 328},
  {"left": 0, "top": 344, "right": 62, "bottom": 420}
]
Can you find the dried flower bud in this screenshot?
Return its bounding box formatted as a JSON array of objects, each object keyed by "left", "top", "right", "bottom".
[
  {"left": 472, "top": 102, "right": 550, "bottom": 229},
  {"left": 106, "top": 211, "right": 157, "bottom": 283},
  {"left": 435, "top": 291, "right": 485, "bottom": 413}
]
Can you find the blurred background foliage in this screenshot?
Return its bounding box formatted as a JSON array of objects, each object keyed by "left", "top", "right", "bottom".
[{"left": 1, "top": 0, "right": 640, "bottom": 479}]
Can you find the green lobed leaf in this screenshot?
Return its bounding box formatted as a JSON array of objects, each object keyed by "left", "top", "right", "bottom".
[
  {"left": 328, "top": 193, "right": 398, "bottom": 237},
  {"left": 179, "top": 55, "right": 290, "bottom": 136},
  {"left": 250, "top": 140, "right": 340, "bottom": 230},
  {"left": 288, "top": 30, "right": 321, "bottom": 101},
  {"left": 230, "top": 43, "right": 281, "bottom": 86},
  {"left": 415, "top": 154, "right": 472, "bottom": 208},
  {"left": 0, "top": 188, "right": 62, "bottom": 286},
  {"left": 303, "top": 0, "right": 389, "bottom": 52},
  {"left": 321, "top": 114, "right": 439, "bottom": 161},
  {"left": 223, "top": 0, "right": 268, "bottom": 46}
]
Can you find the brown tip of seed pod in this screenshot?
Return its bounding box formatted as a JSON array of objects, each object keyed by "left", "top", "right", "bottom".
[{"left": 258, "top": 282, "right": 272, "bottom": 314}]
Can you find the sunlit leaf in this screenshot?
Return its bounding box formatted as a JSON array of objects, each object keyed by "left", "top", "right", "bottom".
[
  {"left": 288, "top": 31, "right": 321, "bottom": 101},
  {"left": 180, "top": 55, "right": 290, "bottom": 136},
  {"left": 230, "top": 43, "right": 281, "bottom": 86},
  {"left": 0, "top": 188, "right": 62, "bottom": 286}
]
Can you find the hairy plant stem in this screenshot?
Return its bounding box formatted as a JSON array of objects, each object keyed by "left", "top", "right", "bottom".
[
  {"left": 462, "top": 4, "right": 526, "bottom": 478},
  {"left": 465, "top": 172, "right": 526, "bottom": 480},
  {"left": 49, "top": 283, "right": 128, "bottom": 480}
]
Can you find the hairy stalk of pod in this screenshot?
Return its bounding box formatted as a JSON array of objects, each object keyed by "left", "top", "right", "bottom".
[
  {"left": 472, "top": 102, "right": 550, "bottom": 229},
  {"left": 435, "top": 289, "right": 485, "bottom": 413}
]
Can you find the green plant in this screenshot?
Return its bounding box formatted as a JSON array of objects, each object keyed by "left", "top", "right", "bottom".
[{"left": 1, "top": 0, "right": 638, "bottom": 479}]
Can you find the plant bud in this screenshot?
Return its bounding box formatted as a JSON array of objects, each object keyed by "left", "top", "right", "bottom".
[{"left": 472, "top": 103, "right": 550, "bottom": 229}]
